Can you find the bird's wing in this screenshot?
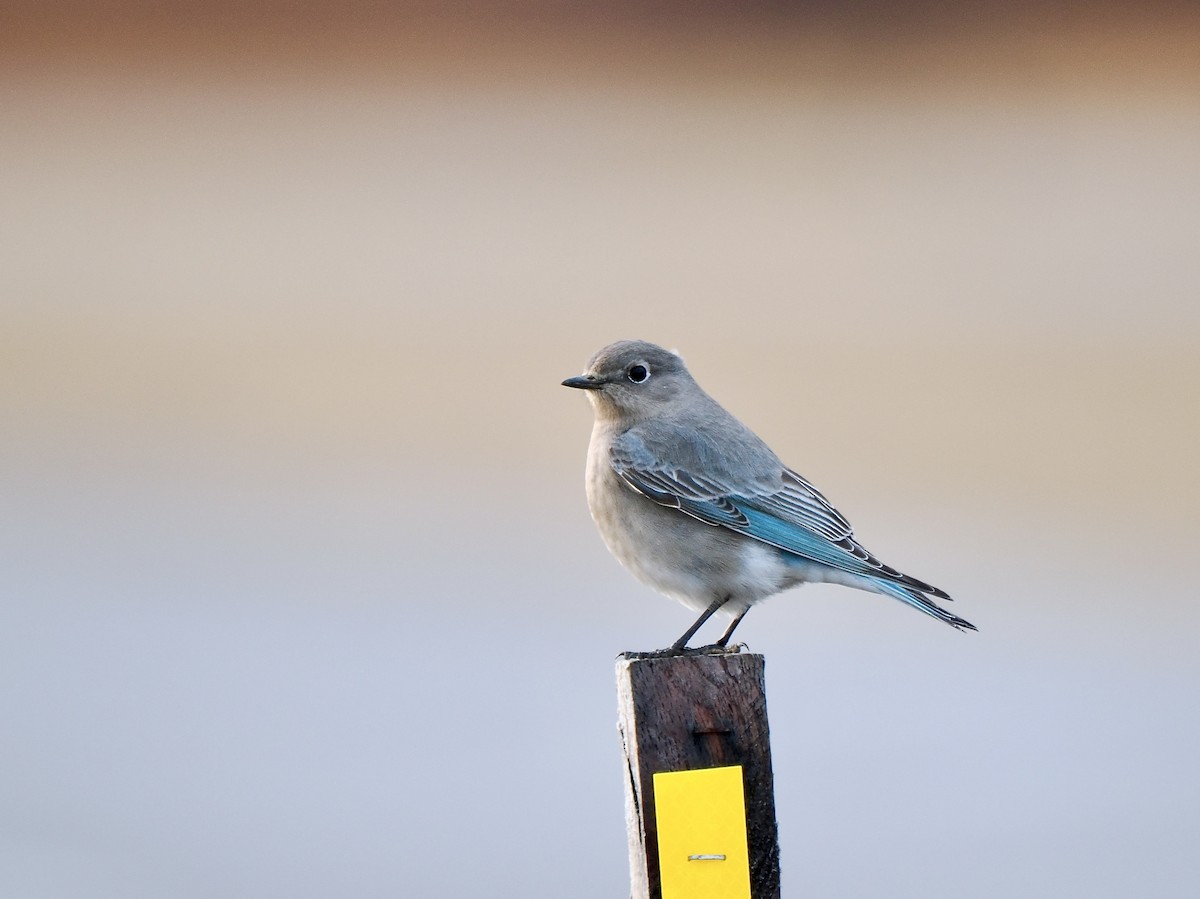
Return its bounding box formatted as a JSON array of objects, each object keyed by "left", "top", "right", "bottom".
[{"left": 610, "top": 430, "right": 950, "bottom": 600}]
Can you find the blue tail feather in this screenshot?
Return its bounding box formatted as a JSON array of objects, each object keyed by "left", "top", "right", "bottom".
[{"left": 872, "top": 579, "right": 977, "bottom": 631}]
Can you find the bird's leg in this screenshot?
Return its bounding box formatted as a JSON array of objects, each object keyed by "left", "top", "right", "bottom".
[
  {"left": 670, "top": 595, "right": 731, "bottom": 651},
  {"left": 715, "top": 608, "right": 748, "bottom": 647}
]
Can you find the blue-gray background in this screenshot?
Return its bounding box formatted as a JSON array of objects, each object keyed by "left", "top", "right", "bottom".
[{"left": 3, "top": 4, "right": 1198, "bottom": 896}]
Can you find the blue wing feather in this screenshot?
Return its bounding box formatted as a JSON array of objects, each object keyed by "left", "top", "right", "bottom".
[{"left": 612, "top": 443, "right": 953, "bottom": 601}]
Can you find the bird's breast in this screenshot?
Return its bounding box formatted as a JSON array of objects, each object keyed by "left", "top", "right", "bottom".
[{"left": 584, "top": 438, "right": 796, "bottom": 614}]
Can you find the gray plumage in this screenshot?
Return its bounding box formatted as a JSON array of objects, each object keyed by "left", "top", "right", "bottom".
[{"left": 563, "top": 339, "right": 975, "bottom": 649}]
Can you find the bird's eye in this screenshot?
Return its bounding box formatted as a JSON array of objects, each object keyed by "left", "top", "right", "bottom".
[{"left": 627, "top": 364, "right": 650, "bottom": 383}]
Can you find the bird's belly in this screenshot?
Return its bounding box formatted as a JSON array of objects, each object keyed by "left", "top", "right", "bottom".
[{"left": 586, "top": 465, "right": 794, "bottom": 615}]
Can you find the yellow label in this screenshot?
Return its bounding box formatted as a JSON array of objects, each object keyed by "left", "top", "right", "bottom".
[{"left": 653, "top": 765, "right": 751, "bottom": 899}]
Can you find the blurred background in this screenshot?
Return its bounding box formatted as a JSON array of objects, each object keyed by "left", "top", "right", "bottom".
[{"left": 3, "top": 2, "right": 1198, "bottom": 896}]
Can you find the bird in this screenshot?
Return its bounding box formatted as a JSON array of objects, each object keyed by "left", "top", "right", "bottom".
[{"left": 562, "top": 339, "right": 975, "bottom": 651}]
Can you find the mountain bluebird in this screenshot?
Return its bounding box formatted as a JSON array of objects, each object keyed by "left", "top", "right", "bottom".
[{"left": 563, "top": 339, "right": 975, "bottom": 650}]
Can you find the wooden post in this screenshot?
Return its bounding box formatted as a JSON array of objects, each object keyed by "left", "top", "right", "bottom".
[{"left": 616, "top": 649, "right": 781, "bottom": 899}]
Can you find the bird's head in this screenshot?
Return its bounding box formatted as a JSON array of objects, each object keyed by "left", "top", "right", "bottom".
[{"left": 562, "top": 340, "right": 692, "bottom": 423}]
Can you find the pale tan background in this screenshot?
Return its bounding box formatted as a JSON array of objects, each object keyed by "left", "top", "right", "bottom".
[{"left": 2, "top": 3, "right": 1198, "bottom": 897}]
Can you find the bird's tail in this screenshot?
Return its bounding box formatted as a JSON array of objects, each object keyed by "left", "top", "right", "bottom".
[{"left": 872, "top": 579, "right": 977, "bottom": 632}]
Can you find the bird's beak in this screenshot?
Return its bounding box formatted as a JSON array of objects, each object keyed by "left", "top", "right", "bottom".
[{"left": 562, "top": 374, "right": 605, "bottom": 390}]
